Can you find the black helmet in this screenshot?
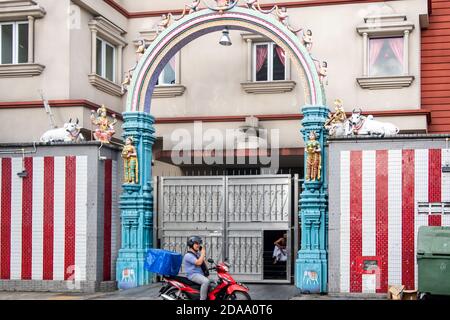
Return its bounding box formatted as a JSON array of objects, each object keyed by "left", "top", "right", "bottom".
[{"left": 187, "top": 236, "right": 203, "bottom": 248}]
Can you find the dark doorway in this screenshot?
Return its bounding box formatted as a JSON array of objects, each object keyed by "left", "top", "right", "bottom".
[{"left": 263, "top": 230, "right": 288, "bottom": 280}]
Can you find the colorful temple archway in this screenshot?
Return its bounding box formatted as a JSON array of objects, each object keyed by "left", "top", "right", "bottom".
[{"left": 117, "top": 5, "right": 330, "bottom": 294}]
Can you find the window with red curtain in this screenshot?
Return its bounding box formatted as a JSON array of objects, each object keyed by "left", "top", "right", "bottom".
[
  {"left": 255, "top": 44, "right": 268, "bottom": 81},
  {"left": 369, "top": 37, "right": 404, "bottom": 76},
  {"left": 254, "top": 43, "right": 286, "bottom": 81}
]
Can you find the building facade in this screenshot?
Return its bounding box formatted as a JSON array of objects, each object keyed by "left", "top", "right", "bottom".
[
  {"left": 0, "top": 1, "right": 446, "bottom": 165},
  {"left": 1, "top": 0, "right": 450, "bottom": 293}
]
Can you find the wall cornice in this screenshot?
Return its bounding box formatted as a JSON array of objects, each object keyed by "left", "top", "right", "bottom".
[
  {"left": 153, "top": 109, "right": 431, "bottom": 124},
  {"left": 0, "top": 101, "right": 432, "bottom": 124},
  {"left": 0, "top": 99, "right": 124, "bottom": 120},
  {"left": 103, "top": 0, "right": 400, "bottom": 19},
  {"left": 0, "top": 0, "right": 45, "bottom": 21},
  {"left": 0, "top": 63, "right": 45, "bottom": 77}
]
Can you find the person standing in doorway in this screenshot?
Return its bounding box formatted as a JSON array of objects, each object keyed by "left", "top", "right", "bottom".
[{"left": 273, "top": 233, "right": 287, "bottom": 264}]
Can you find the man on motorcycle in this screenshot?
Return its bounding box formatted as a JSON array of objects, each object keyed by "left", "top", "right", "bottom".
[{"left": 183, "top": 236, "right": 211, "bottom": 300}]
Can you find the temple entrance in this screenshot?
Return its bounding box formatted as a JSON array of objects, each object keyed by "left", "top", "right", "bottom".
[{"left": 117, "top": 3, "right": 329, "bottom": 293}]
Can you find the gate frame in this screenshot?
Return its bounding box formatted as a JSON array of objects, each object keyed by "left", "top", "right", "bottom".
[
  {"left": 155, "top": 174, "right": 293, "bottom": 283},
  {"left": 116, "top": 5, "right": 329, "bottom": 293}
]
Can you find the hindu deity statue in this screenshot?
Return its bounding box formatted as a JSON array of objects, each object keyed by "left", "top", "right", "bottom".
[
  {"left": 90, "top": 105, "right": 117, "bottom": 144},
  {"left": 214, "top": 0, "right": 231, "bottom": 13},
  {"left": 305, "top": 131, "right": 321, "bottom": 182},
  {"left": 302, "top": 29, "right": 313, "bottom": 52},
  {"left": 122, "top": 136, "right": 139, "bottom": 184},
  {"left": 186, "top": 0, "right": 201, "bottom": 14},
  {"left": 157, "top": 13, "right": 172, "bottom": 34},
  {"left": 318, "top": 61, "right": 328, "bottom": 85},
  {"left": 324, "top": 99, "right": 347, "bottom": 129},
  {"left": 215, "top": 0, "right": 230, "bottom": 8},
  {"left": 274, "top": 6, "right": 303, "bottom": 34}
]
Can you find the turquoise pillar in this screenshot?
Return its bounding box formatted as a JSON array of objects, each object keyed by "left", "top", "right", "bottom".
[
  {"left": 295, "top": 104, "right": 329, "bottom": 294},
  {"left": 116, "top": 112, "right": 155, "bottom": 289}
]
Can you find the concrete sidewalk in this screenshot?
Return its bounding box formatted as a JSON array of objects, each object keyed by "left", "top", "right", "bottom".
[
  {"left": 0, "top": 283, "right": 300, "bottom": 300},
  {"left": 0, "top": 284, "right": 388, "bottom": 300},
  {"left": 291, "top": 293, "right": 387, "bottom": 300}
]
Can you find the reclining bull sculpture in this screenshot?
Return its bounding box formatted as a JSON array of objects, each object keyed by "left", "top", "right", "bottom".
[
  {"left": 325, "top": 102, "right": 399, "bottom": 137},
  {"left": 347, "top": 109, "right": 400, "bottom": 137},
  {"left": 40, "top": 118, "right": 85, "bottom": 143}
]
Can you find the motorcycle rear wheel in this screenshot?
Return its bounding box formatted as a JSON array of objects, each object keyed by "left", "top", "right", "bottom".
[
  {"left": 225, "top": 291, "right": 251, "bottom": 300},
  {"left": 162, "top": 287, "right": 183, "bottom": 300}
]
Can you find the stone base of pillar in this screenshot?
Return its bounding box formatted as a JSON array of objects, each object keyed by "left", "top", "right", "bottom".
[
  {"left": 116, "top": 250, "right": 152, "bottom": 289},
  {"left": 295, "top": 250, "right": 328, "bottom": 293}
]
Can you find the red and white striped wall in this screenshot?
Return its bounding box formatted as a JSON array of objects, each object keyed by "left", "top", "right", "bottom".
[
  {"left": 0, "top": 156, "right": 118, "bottom": 283},
  {"left": 340, "top": 149, "right": 450, "bottom": 293}
]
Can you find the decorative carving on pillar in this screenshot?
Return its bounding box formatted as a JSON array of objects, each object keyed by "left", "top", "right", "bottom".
[
  {"left": 122, "top": 137, "right": 139, "bottom": 184},
  {"left": 296, "top": 104, "right": 330, "bottom": 294},
  {"left": 116, "top": 112, "right": 156, "bottom": 289},
  {"left": 305, "top": 131, "right": 321, "bottom": 182}
]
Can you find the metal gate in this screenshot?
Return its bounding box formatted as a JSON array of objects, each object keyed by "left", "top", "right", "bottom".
[{"left": 155, "top": 175, "right": 292, "bottom": 282}]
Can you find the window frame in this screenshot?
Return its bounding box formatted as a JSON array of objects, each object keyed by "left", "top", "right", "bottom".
[
  {"left": 356, "top": 14, "right": 414, "bottom": 89},
  {"left": 96, "top": 37, "right": 116, "bottom": 83},
  {"left": 0, "top": 21, "right": 29, "bottom": 65},
  {"left": 252, "top": 42, "right": 287, "bottom": 82},
  {"left": 157, "top": 55, "right": 177, "bottom": 86},
  {"left": 367, "top": 35, "right": 405, "bottom": 77}
]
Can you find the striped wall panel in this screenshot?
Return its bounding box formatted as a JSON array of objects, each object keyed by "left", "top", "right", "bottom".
[
  {"left": 339, "top": 149, "right": 450, "bottom": 293},
  {"left": 0, "top": 156, "right": 118, "bottom": 282}
]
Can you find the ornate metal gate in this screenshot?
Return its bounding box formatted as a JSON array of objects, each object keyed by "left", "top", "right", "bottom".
[{"left": 156, "top": 175, "right": 292, "bottom": 282}]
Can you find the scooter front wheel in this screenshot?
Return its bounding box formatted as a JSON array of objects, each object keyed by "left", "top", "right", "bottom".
[{"left": 225, "top": 291, "right": 251, "bottom": 300}]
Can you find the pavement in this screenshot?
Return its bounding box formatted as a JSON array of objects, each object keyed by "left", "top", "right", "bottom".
[
  {"left": 0, "top": 283, "right": 300, "bottom": 300},
  {"left": 0, "top": 283, "right": 388, "bottom": 300}
]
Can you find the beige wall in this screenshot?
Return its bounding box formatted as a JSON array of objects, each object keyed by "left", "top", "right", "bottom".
[
  {"left": 156, "top": 120, "right": 305, "bottom": 150},
  {"left": 0, "top": 0, "right": 71, "bottom": 102},
  {"left": 73, "top": 0, "right": 127, "bottom": 30},
  {"left": 0, "top": 0, "right": 429, "bottom": 144},
  {"left": 0, "top": 106, "right": 123, "bottom": 143},
  {"left": 144, "top": 0, "right": 428, "bottom": 119},
  {"left": 149, "top": 30, "right": 304, "bottom": 118},
  {"left": 0, "top": 106, "right": 83, "bottom": 143},
  {"left": 69, "top": 5, "right": 124, "bottom": 113}
]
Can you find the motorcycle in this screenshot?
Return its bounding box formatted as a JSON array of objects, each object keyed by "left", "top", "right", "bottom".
[{"left": 159, "top": 258, "right": 251, "bottom": 300}]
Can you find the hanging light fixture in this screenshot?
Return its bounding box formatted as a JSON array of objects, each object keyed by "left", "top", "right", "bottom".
[{"left": 219, "top": 27, "right": 232, "bottom": 46}]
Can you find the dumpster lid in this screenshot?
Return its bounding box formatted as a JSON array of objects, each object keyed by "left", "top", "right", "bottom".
[{"left": 417, "top": 226, "right": 450, "bottom": 256}]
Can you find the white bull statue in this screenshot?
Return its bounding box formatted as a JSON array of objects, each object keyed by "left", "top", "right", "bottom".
[
  {"left": 348, "top": 109, "right": 399, "bottom": 137},
  {"left": 40, "top": 118, "right": 85, "bottom": 143}
]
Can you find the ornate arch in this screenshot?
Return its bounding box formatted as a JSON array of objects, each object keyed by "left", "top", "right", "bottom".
[
  {"left": 118, "top": 4, "right": 329, "bottom": 295},
  {"left": 126, "top": 6, "right": 325, "bottom": 113}
]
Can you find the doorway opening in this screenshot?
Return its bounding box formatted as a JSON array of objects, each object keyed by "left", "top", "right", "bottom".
[{"left": 263, "top": 230, "right": 289, "bottom": 280}]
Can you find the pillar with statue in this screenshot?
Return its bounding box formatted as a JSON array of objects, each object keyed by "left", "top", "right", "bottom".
[
  {"left": 115, "top": 112, "right": 156, "bottom": 289},
  {"left": 296, "top": 103, "right": 330, "bottom": 294}
]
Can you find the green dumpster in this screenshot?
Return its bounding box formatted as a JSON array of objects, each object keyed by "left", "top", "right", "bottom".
[{"left": 417, "top": 226, "right": 450, "bottom": 296}]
